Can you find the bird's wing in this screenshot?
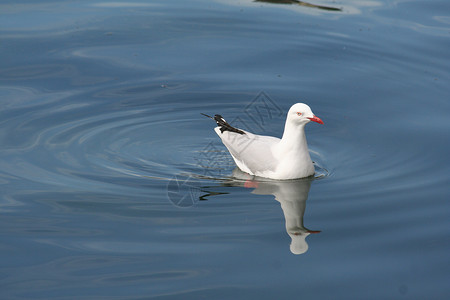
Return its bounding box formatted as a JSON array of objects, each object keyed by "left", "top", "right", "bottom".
[{"left": 214, "top": 127, "right": 280, "bottom": 174}]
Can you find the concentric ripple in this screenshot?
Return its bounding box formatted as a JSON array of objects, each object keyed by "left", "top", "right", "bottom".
[
  {"left": 1, "top": 79, "right": 444, "bottom": 205},
  {"left": 0, "top": 84, "right": 227, "bottom": 197}
]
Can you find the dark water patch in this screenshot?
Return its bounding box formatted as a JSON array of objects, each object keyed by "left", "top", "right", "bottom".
[{"left": 254, "top": 0, "right": 342, "bottom": 12}]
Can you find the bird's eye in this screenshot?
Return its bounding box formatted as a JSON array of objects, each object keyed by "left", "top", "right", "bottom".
[{"left": 297, "top": 112, "right": 302, "bottom": 116}]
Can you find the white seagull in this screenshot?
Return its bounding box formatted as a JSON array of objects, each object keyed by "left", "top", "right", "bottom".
[{"left": 202, "top": 103, "right": 324, "bottom": 180}]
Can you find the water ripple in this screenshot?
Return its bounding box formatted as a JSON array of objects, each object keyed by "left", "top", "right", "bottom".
[{"left": 0, "top": 85, "right": 244, "bottom": 196}]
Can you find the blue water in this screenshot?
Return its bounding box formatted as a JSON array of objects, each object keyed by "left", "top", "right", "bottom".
[{"left": 1, "top": 0, "right": 449, "bottom": 299}]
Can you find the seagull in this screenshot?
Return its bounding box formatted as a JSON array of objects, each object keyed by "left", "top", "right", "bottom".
[{"left": 202, "top": 103, "right": 323, "bottom": 180}]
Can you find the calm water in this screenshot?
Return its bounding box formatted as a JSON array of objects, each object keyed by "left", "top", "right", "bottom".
[{"left": 1, "top": 0, "right": 449, "bottom": 299}]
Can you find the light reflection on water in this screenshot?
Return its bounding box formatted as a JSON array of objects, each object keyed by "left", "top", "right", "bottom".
[{"left": 1, "top": 0, "right": 449, "bottom": 299}]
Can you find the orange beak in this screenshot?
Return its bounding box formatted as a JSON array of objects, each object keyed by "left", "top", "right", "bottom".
[{"left": 308, "top": 115, "right": 324, "bottom": 124}]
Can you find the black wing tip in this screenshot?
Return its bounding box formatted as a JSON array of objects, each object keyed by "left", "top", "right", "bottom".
[
  {"left": 201, "top": 113, "right": 213, "bottom": 119},
  {"left": 202, "top": 113, "right": 245, "bottom": 135}
]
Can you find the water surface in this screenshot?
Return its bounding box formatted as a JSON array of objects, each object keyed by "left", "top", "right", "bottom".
[{"left": 1, "top": 0, "right": 449, "bottom": 299}]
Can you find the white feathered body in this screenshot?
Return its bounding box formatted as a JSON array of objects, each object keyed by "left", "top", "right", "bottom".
[
  {"left": 209, "top": 103, "right": 321, "bottom": 180},
  {"left": 214, "top": 127, "right": 315, "bottom": 180}
]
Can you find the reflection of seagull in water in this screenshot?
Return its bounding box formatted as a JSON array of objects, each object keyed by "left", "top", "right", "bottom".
[{"left": 232, "top": 169, "right": 320, "bottom": 255}]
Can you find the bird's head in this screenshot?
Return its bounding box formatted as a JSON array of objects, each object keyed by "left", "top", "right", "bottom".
[{"left": 287, "top": 103, "right": 324, "bottom": 125}]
